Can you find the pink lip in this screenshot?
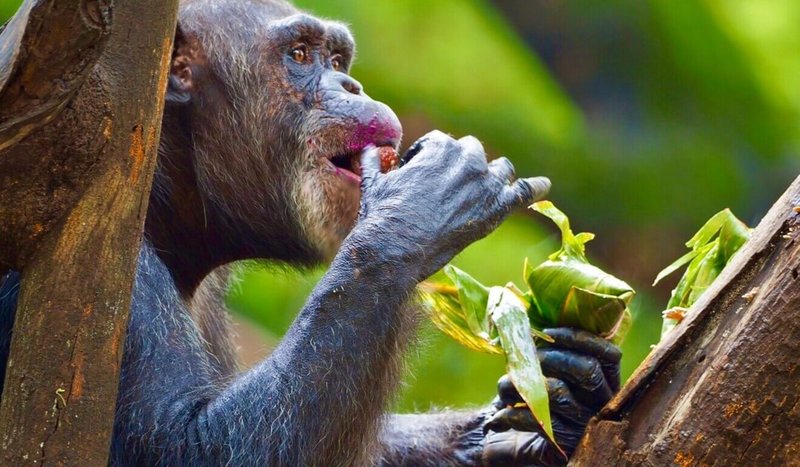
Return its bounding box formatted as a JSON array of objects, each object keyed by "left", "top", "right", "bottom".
[
  {"left": 344, "top": 116, "right": 401, "bottom": 153},
  {"left": 325, "top": 158, "right": 361, "bottom": 185}
]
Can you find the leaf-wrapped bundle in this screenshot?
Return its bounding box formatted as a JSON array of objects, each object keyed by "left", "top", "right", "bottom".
[{"left": 526, "top": 201, "right": 635, "bottom": 340}]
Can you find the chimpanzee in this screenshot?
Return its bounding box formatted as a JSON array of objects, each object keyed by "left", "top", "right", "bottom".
[{"left": 0, "top": 0, "right": 621, "bottom": 465}]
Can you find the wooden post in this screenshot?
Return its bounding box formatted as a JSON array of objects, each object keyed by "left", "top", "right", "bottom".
[
  {"left": 0, "top": 0, "right": 179, "bottom": 464},
  {"left": 570, "top": 175, "right": 800, "bottom": 466}
]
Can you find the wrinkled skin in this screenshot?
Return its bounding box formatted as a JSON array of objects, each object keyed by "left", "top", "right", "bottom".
[{"left": 0, "top": 0, "right": 620, "bottom": 465}]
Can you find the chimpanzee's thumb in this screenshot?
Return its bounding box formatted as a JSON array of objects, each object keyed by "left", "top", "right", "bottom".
[{"left": 359, "top": 145, "right": 382, "bottom": 192}]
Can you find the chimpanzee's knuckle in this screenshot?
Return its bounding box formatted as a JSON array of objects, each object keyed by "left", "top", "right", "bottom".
[
  {"left": 546, "top": 377, "right": 569, "bottom": 396},
  {"left": 457, "top": 135, "right": 485, "bottom": 154},
  {"left": 424, "top": 129, "right": 452, "bottom": 144},
  {"left": 494, "top": 156, "right": 513, "bottom": 169},
  {"left": 581, "top": 360, "right": 606, "bottom": 388}
]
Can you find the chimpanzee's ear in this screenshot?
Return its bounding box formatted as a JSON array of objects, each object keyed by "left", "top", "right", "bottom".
[{"left": 166, "top": 24, "right": 194, "bottom": 105}]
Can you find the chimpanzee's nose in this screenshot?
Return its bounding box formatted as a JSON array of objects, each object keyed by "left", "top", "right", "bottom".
[{"left": 322, "top": 71, "right": 362, "bottom": 95}]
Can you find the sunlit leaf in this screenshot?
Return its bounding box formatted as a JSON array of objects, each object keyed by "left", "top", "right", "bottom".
[
  {"left": 652, "top": 249, "right": 701, "bottom": 286},
  {"left": 443, "top": 265, "right": 492, "bottom": 341},
  {"left": 419, "top": 273, "right": 502, "bottom": 355}
]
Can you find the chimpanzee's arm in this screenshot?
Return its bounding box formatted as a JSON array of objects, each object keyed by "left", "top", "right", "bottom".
[
  {"left": 377, "top": 412, "right": 489, "bottom": 465},
  {"left": 112, "top": 238, "right": 418, "bottom": 466}
]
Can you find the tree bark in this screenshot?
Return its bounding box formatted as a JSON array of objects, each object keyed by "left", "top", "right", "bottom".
[
  {"left": 570, "top": 175, "right": 800, "bottom": 466},
  {"left": 0, "top": 0, "right": 178, "bottom": 464}
]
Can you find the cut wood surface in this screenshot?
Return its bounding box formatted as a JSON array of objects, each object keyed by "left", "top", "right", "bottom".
[
  {"left": 571, "top": 175, "right": 800, "bottom": 466},
  {"left": 0, "top": 0, "right": 178, "bottom": 464}
]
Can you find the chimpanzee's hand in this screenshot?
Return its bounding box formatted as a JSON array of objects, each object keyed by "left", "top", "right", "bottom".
[
  {"left": 356, "top": 131, "right": 550, "bottom": 281},
  {"left": 482, "top": 328, "right": 622, "bottom": 467}
]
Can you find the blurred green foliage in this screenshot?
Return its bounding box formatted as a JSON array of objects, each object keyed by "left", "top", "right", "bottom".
[
  {"left": 3, "top": 1, "right": 797, "bottom": 412},
  {"left": 0, "top": 3, "right": 16, "bottom": 22}
]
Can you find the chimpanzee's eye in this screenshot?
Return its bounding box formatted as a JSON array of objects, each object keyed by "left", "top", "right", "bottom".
[
  {"left": 331, "top": 54, "right": 343, "bottom": 72},
  {"left": 290, "top": 45, "right": 307, "bottom": 63}
]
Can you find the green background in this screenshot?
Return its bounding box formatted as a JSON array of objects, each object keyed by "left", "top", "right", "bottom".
[{"left": 3, "top": 0, "right": 797, "bottom": 411}]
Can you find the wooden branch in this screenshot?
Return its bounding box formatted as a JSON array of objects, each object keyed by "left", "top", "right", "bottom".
[
  {"left": 570, "top": 175, "right": 800, "bottom": 466},
  {"left": 0, "top": 0, "right": 178, "bottom": 463},
  {"left": 0, "top": 0, "right": 112, "bottom": 151}
]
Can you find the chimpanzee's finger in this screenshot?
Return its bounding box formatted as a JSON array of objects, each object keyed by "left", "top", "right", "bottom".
[
  {"left": 457, "top": 135, "right": 490, "bottom": 176},
  {"left": 496, "top": 374, "right": 524, "bottom": 407},
  {"left": 400, "top": 130, "right": 455, "bottom": 169},
  {"left": 546, "top": 378, "right": 596, "bottom": 427},
  {"left": 487, "top": 377, "right": 595, "bottom": 433},
  {"left": 540, "top": 328, "right": 621, "bottom": 392},
  {"left": 483, "top": 430, "right": 567, "bottom": 467},
  {"left": 501, "top": 177, "right": 551, "bottom": 210},
  {"left": 359, "top": 145, "right": 382, "bottom": 192},
  {"left": 489, "top": 156, "right": 515, "bottom": 183},
  {"left": 538, "top": 348, "right": 613, "bottom": 410},
  {"left": 484, "top": 406, "right": 543, "bottom": 435},
  {"left": 540, "top": 328, "right": 621, "bottom": 364}
]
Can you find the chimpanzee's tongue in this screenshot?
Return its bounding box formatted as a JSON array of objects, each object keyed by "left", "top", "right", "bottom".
[{"left": 350, "top": 146, "right": 400, "bottom": 176}]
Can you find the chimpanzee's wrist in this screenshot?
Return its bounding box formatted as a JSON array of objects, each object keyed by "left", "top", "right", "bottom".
[
  {"left": 450, "top": 408, "right": 496, "bottom": 466},
  {"left": 343, "top": 217, "right": 442, "bottom": 285}
]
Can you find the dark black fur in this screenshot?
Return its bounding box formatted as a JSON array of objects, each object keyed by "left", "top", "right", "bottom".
[
  {"left": 0, "top": 271, "right": 19, "bottom": 393},
  {"left": 0, "top": 1, "right": 620, "bottom": 465}
]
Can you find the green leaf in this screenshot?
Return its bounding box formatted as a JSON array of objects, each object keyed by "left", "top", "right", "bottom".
[
  {"left": 656, "top": 209, "right": 752, "bottom": 337},
  {"left": 561, "top": 287, "right": 633, "bottom": 339},
  {"left": 652, "top": 249, "right": 701, "bottom": 286},
  {"left": 527, "top": 259, "right": 635, "bottom": 331},
  {"left": 685, "top": 209, "right": 732, "bottom": 249},
  {"left": 526, "top": 201, "right": 635, "bottom": 341},
  {"left": 719, "top": 213, "right": 751, "bottom": 261},
  {"left": 530, "top": 201, "right": 593, "bottom": 262},
  {"left": 488, "top": 287, "right": 559, "bottom": 448}
]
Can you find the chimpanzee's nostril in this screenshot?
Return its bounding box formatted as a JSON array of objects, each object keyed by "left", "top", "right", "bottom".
[
  {"left": 322, "top": 71, "right": 363, "bottom": 96},
  {"left": 340, "top": 76, "right": 361, "bottom": 95}
]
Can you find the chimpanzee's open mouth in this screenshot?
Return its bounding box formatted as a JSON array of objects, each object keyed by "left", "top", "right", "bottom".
[
  {"left": 330, "top": 152, "right": 363, "bottom": 177},
  {"left": 327, "top": 147, "right": 400, "bottom": 184}
]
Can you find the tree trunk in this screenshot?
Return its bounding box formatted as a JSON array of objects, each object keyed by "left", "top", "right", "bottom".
[
  {"left": 0, "top": 0, "right": 178, "bottom": 464},
  {"left": 570, "top": 175, "right": 800, "bottom": 466}
]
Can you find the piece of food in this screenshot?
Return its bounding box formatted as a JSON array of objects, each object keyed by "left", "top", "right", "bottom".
[
  {"left": 378, "top": 146, "right": 400, "bottom": 172},
  {"left": 350, "top": 146, "right": 399, "bottom": 176}
]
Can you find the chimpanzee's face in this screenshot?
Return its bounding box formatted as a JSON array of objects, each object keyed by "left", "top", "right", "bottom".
[
  {"left": 170, "top": 3, "right": 401, "bottom": 263},
  {"left": 270, "top": 14, "right": 402, "bottom": 259}
]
